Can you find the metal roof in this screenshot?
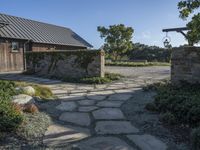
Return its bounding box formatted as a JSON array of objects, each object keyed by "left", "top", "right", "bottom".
[{"left": 0, "top": 13, "right": 93, "bottom": 48}]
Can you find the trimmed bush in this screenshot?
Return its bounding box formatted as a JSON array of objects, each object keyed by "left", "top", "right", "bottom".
[{"left": 191, "top": 127, "right": 200, "bottom": 150}]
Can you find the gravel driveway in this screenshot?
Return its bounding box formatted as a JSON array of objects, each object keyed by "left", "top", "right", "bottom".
[{"left": 106, "top": 66, "right": 170, "bottom": 79}]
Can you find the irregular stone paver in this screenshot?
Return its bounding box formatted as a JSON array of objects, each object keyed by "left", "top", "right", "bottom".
[
  {"left": 78, "top": 106, "right": 98, "bottom": 112},
  {"left": 52, "top": 89, "right": 67, "bottom": 95},
  {"left": 0, "top": 67, "right": 171, "bottom": 149},
  {"left": 56, "top": 102, "right": 77, "bottom": 111},
  {"left": 89, "top": 90, "right": 114, "bottom": 96},
  {"left": 59, "top": 112, "right": 91, "bottom": 126},
  {"left": 92, "top": 108, "right": 125, "bottom": 120},
  {"left": 127, "top": 134, "right": 167, "bottom": 150},
  {"left": 108, "top": 93, "right": 132, "bottom": 101},
  {"left": 58, "top": 95, "right": 84, "bottom": 101},
  {"left": 95, "top": 121, "right": 139, "bottom": 134},
  {"left": 96, "top": 101, "right": 124, "bottom": 107},
  {"left": 75, "top": 137, "right": 135, "bottom": 150},
  {"left": 86, "top": 95, "right": 106, "bottom": 101},
  {"left": 43, "top": 124, "right": 90, "bottom": 147},
  {"left": 78, "top": 100, "right": 96, "bottom": 106}
]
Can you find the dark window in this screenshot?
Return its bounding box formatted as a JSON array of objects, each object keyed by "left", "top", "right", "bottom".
[{"left": 11, "top": 42, "right": 20, "bottom": 52}]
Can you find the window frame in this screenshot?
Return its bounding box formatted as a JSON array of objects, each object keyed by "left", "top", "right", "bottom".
[{"left": 11, "top": 41, "right": 20, "bottom": 53}]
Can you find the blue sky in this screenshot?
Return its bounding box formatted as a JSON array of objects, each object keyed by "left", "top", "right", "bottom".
[{"left": 0, "top": 0, "right": 192, "bottom": 48}]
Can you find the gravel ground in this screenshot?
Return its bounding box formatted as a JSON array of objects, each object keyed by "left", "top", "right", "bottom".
[{"left": 105, "top": 66, "right": 170, "bottom": 79}]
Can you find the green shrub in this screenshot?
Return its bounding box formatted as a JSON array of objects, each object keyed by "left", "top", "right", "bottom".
[
  {"left": 191, "top": 127, "right": 200, "bottom": 150},
  {"left": 0, "top": 100, "right": 23, "bottom": 131},
  {"left": 105, "top": 73, "right": 122, "bottom": 81},
  {"left": 145, "top": 102, "right": 157, "bottom": 112},
  {"left": 160, "top": 112, "right": 177, "bottom": 125},
  {"left": 81, "top": 77, "right": 111, "bottom": 84},
  {"left": 0, "top": 80, "right": 18, "bottom": 101},
  {"left": 152, "top": 82, "right": 200, "bottom": 127}
]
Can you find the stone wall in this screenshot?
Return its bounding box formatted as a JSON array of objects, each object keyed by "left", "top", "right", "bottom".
[
  {"left": 171, "top": 46, "right": 200, "bottom": 84},
  {"left": 25, "top": 50, "right": 105, "bottom": 78}
]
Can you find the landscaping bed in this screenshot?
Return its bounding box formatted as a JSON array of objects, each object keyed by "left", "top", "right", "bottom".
[
  {"left": 57, "top": 73, "right": 122, "bottom": 84},
  {"left": 0, "top": 80, "right": 53, "bottom": 149},
  {"left": 144, "top": 81, "right": 200, "bottom": 150},
  {"left": 106, "top": 61, "right": 170, "bottom": 67}
]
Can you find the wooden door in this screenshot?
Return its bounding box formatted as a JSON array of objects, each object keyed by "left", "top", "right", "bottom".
[{"left": 0, "top": 41, "right": 24, "bottom": 72}]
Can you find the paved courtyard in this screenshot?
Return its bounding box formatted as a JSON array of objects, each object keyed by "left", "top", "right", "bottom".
[{"left": 0, "top": 66, "right": 171, "bottom": 150}]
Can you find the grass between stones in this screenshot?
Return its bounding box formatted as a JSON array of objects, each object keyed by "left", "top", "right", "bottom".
[
  {"left": 106, "top": 61, "right": 170, "bottom": 67},
  {"left": 144, "top": 80, "right": 200, "bottom": 150}
]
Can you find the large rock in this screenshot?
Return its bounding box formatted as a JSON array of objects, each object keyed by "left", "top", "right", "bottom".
[
  {"left": 12, "top": 94, "right": 35, "bottom": 105},
  {"left": 75, "top": 136, "right": 135, "bottom": 150},
  {"left": 43, "top": 124, "right": 90, "bottom": 147},
  {"left": 127, "top": 134, "right": 167, "bottom": 150},
  {"left": 21, "top": 86, "right": 35, "bottom": 96}
]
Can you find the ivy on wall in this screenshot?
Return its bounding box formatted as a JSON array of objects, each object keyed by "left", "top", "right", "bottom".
[{"left": 26, "top": 50, "right": 101, "bottom": 74}]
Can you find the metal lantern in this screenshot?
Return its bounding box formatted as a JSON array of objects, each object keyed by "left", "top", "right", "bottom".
[{"left": 162, "top": 32, "right": 171, "bottom": 48}]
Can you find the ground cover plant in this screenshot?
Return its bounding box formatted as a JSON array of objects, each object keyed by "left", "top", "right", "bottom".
[
  {"left": 106, "top": 61, "right": 170, "bottom": 67},
  {"left": 0, "top": 80, "right": 52, "bottom": 148},
  {"left": 144, "top": 81, "right": 200, "bottom": 149}
]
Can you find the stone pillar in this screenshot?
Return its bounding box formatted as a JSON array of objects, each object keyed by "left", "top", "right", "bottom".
[
  {"left": 100, "top": 50, "right": 105, "bottom": 77},
  {"left": 171, "top": 46, "right": 200, "bottom": 85}
]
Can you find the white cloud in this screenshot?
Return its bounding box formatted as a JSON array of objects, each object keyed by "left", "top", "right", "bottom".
[{"left": 142, "top": 31, "right": 151, "bottom": 39}]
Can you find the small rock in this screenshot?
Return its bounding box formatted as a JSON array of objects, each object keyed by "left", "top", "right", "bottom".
[
  {"left": 12, "top": 94, "right": 35, "bottom": 105},
  {"left": 21, "top": 86, "right": 35, "bottom": 96}
]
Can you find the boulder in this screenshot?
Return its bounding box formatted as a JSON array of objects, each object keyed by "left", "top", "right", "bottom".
[
  {"left": 12, "top": 94, "right": 35, "bottom": 105},
  {"left": 21, "top": 86, "right": 36, "bottom": 96}
]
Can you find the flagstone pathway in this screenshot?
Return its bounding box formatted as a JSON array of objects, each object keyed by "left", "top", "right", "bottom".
[{"left": 0, "top": 67, "right": 170, "bottom": 150}]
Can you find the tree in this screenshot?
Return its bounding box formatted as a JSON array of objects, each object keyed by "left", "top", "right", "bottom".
[
  {"left": 178, "top": 0, "right": 200, "bottom": 19},
  {"left": 178, "top": 0, "right": 200, "bottom": 45},
  {"left": 97, "top": 24, "right": 134, "bottom": 61}
]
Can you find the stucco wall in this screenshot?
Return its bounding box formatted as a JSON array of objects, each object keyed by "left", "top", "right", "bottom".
[
  {"left": 25, "top": 50, "right": 105, "bottom": 78},
  {"left": 171, "top": 46, "right": 200, "bottom": 84}
]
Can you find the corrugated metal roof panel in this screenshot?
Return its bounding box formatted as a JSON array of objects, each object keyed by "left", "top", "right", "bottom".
[{"left": 0, "top": 13, "right": 93, "bottom": 48}]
